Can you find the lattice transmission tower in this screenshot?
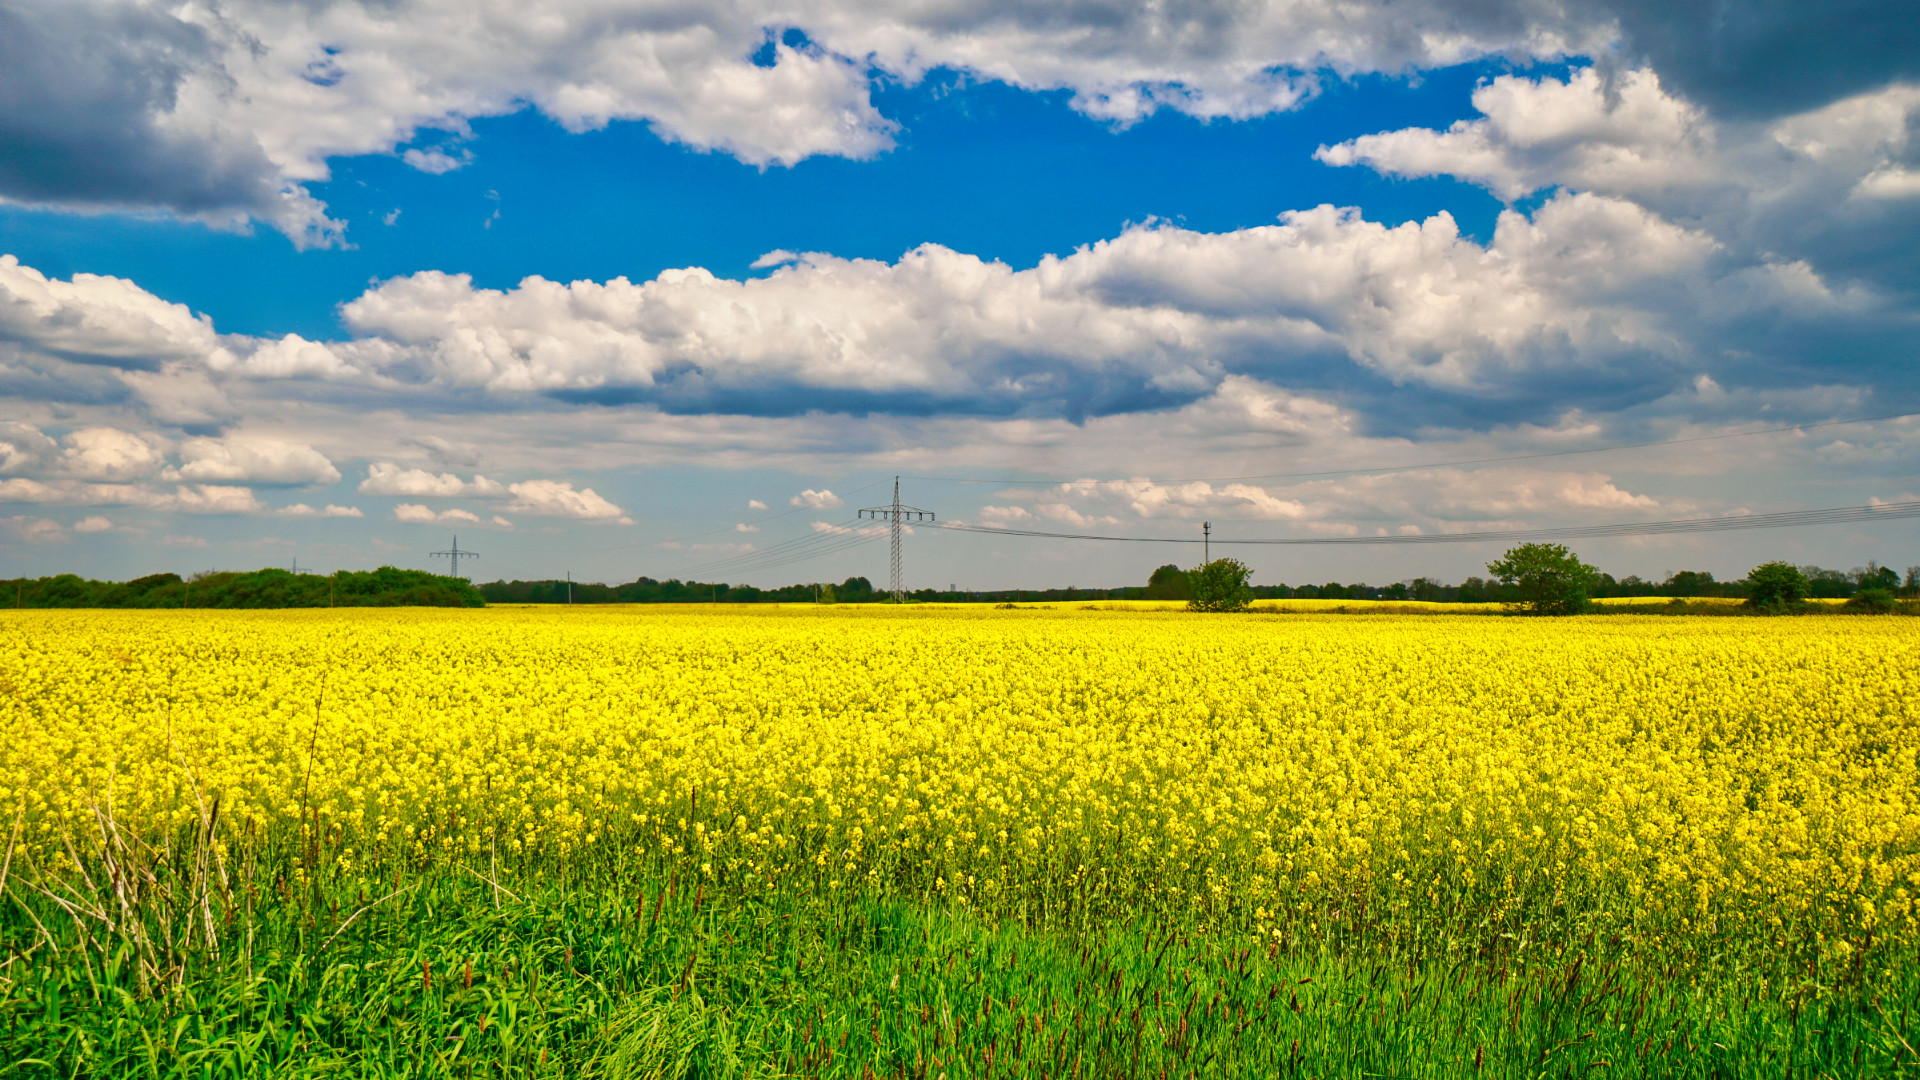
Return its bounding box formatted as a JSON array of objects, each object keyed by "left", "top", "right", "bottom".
[
  {"left": 858, "top": 477, "right": 936, "bottom": 603},
  {"left": 431, "top": 535, "right": 479, "bottom": 579}
]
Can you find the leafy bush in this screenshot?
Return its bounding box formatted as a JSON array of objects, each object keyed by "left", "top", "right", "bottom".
[
  {"left": 1744, "top": 561, "right": 1811, "bottom": 613},
  {"left": 1487, "top": 543, "right": 1599, "bottom": 616},
  {"left": 1844, "top": 587, "right": 1897, "bottom": 614},
  {"left": 1187, "top": 558, "right": 1253, "bottom": 612}
]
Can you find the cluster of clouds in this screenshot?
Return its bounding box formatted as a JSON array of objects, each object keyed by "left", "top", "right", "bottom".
[
  {"left": 359, "top": 464, "right": 631, "bottom": 524},
  {"left": 973, "top": 466, "right": 1663, "bottom": 537},
  {"left": 5, "top": 166, "right": 1904, "bottom": 433},
  {"left": 0, "top": 8, "right": 1912, "bottom": 439},
  {"left": 0, "top": 422, "right": 330, "bottom": 516},
  {"left": 1, "top": 1, "right": 1916, "bottom": 554},
  {"left": 0, "top": 417, "right": 632, "bottom": 529},
  {"left": 1316, "top": 70, "right": 1920, "bottom": 298},
  {"left": 3, "top": 1, "right": 1912, "bottom": 246}
]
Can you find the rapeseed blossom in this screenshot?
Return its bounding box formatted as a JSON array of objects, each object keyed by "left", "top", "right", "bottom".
[{"left": 3, "top": 606, "right": 1913, "bottom": 958}]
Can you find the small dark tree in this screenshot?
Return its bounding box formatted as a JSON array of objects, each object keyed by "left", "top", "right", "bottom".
[
  {"left": 1845, "top": 588, "right": 1897, "bottom": 614},
  {"left": 1188, "top": 558, "right": 1253, "bottom": 612},
  {"left": 1743, "top": 561, "right": 1810, "bottom": 613},
  {"left": 1145, "top": 564, "right": 1191, "bottom": 601},
  {"left": 1487, "top": 543, "right": 1598, "bottom": 616},
  {"left": 1661, "top": 570, "right": 1718, "bottom": 598}
]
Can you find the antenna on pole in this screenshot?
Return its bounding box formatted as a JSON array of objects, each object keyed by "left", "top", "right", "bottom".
[
  {"left": 566, "top": 570, "right": 573, "bottom": 605},
  {"left": 431, "top": 534, "right": 479, "bottom": 579},
  {"left": 1203, "top": 520, "right": 1211, "bottom": 564},
  {"left": 858, "top": 476, "right": 936, "bottom": 603}
]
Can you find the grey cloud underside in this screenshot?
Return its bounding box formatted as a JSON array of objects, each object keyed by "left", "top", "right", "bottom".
[
  {"left": 6, "top": 0, "right": 1916, "bottom": 242},
  {"left": 1604, "top": 0, "right": 1920, "bottom": 119},
  {"left": 0, "top": 3, "right": 277, "bottom": 213},
  {"left": 545, "top": 369, "right": 1203, "bottom": 423}
]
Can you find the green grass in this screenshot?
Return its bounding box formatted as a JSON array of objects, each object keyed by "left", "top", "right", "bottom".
[{"left": 6, "top": 864, "right": 1915, "bottom": 1079}]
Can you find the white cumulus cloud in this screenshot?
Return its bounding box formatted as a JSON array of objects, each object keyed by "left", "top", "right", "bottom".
[
  {"left": 175, "top": 435, "right": 340, "bottom": 485},
  {"left": 506, "top": 479, "right": 630, "bottom": 522},
  {"left": 1317, "top": 68, "right": 1714, "bottom": 202},
  {"left": 60, "top": 427, "right": 167, "bottom": 481},
  {"left": 393, "top": 503, "right": 482, "bottom": 525},
  {"left": 277, "top": 503, "right": 363, "bottom": 518},
  {"left": 790, "top": 488, "right": 843, "bottom": 508},
  {"left": 360, "top": 462, "right": 505, "bottom": 497}
]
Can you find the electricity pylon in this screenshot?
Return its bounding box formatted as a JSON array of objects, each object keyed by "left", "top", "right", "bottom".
[
  {"left": 431, "top": 535, "right": 479, "bottom": 579},
  {"left": 858, "top": 477, "right": 935, "bottom": 603}
]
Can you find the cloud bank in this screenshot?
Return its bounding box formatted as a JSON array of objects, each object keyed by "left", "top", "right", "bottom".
[{"left": 11, "top": 0, "right": 1906, "bottom": 244}]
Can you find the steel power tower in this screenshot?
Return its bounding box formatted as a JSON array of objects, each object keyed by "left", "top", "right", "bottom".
[
  {"left": 431, "top": 535, "right": 479, "bottom": 579},
  {"left": 858, "top": 476, "right": 936, "bottom": 603}
]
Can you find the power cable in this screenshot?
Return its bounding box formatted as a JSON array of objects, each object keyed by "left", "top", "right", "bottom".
[
  {"left": 932, "top": 499, "right": 1920, "bottom": 547},
  {"left": 904, "top": 411, "right": 1920, "bottom": 487},
  {"left": 662, "top": 517, "right": 880, "bottom": 578},
  {"left": 466, "top": 479, "right": 891, "bottom": 557}
]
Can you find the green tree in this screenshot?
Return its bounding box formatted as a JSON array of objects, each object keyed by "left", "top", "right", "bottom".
[
  {"left": 1187, "top": 558, "right": 1253, "bottom": 613},
  {"left": 1743, "top": 561, "right": 1810, "bottom": 613},
  {"left": 1487, "top": 543, "right": 1598, "bottom": 616},
  {"left": 817, "top": 583, "right": 836, "bottom": 604},
  {"left": 1856, "top": 562, "right": 1900, "bottom": 591},
  {"left": 1145, "top": 564, "right": 1191, "bottom": 601}
]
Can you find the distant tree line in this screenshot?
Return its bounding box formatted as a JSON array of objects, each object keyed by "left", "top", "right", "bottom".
[
  {"left": 6, "top": 558, "right": 1913, "bottom": 610},
  {"left": 1137, "top": 560, "right": 1919, "bottom": 605},
  {"left": 479, "top": 575, "right": 878, "bottom": 604},
  {"left": 0, "top": 567, "right": 483, "bottom": 609}
]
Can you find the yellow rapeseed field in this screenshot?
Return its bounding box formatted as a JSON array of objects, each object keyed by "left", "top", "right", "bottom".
[{"left": 4, "top": 606, "right": 1915, "bottom": 964}]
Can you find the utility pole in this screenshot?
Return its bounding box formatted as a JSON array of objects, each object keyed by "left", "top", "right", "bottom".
[
  {"left": 1203, "top": 520, "right": 1211, "bottom": 564},
  {"left": 431, "top": 535, "right": 478, "bottom": 579},
  {"left": 566, "top": 571, "right": 573, "bottom": 604},
  {"left": 289, "top": 557, "right": 302, "bottom": 575},
  {"left": 859, "top": 476, "right": 937, "bottom": 603}
]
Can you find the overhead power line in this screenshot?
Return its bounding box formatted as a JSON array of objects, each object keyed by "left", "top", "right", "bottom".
[
  {"left": 859, "top": 476, "right": 937, "bottom": 602},
  {"left": 932, "top": 499, "right": 1920, "bottom": 547},
  {"left": 905, "top": 411, "right": 1920, "bottom": 487},
  {"left": 682, "top": 530, "right": 886, "bottom": 580},
  {"left": 662, "top": 517, "right": 885, "bottom": 579}
]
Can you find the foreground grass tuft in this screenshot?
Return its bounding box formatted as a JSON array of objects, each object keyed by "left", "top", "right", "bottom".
[{"left": 6, "top": 870, "right": 1914, "bottom": 1078}]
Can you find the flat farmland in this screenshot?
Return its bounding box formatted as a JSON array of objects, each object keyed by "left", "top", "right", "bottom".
[{"left": 4, "top": 607, "right": 1916, "bottom": 1077}]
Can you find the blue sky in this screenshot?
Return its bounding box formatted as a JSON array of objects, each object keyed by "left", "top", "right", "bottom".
[
  {"left": 2, "top": 65, "right": 1512, "bottom": 339},
  {"left": 1, "top": 1, "right": 1916, "bottom": 590}
]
